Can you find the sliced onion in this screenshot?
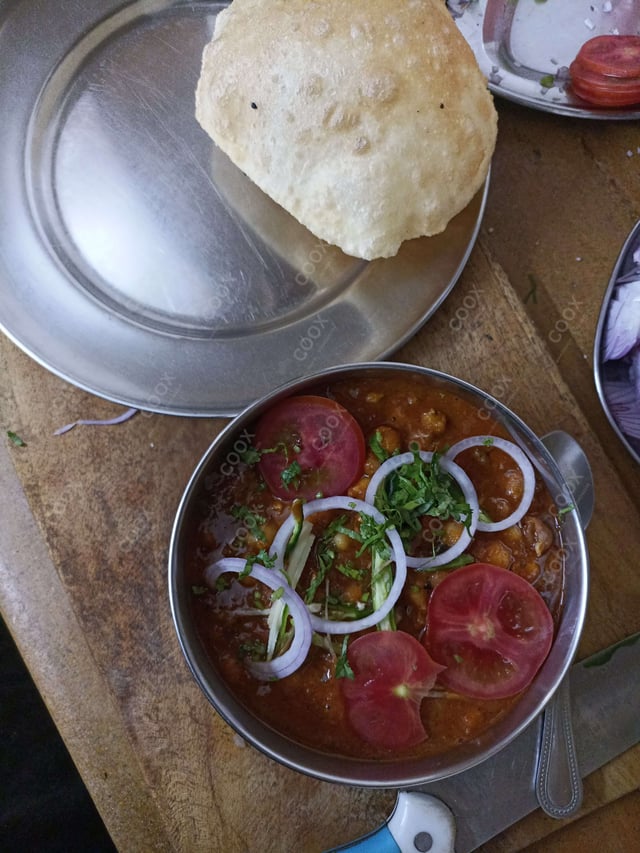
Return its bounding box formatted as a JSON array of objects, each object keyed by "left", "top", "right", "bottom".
[
  {"left": 364, "top": 451, "right": 479, "bottom": 569},
  {"left": 54, "top": 407, "right": 138, "bottom": 435},
  {"left": 445, "top": 436, "right": 536, "bottom": 533},
  {"left": 270, "top": 496, "right": 407, "bottom": 634},
  {"left": 203, "top": 557, "right": 312, "bottom": 680}
]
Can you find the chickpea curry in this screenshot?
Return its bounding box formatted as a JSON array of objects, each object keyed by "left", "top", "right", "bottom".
[{"left": 186, "top": 375, "right": 565, "bottom": 760}]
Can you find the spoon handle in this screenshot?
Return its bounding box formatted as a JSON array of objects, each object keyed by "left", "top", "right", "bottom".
[{"left": 535, "top": 677, "right": 583, "bottom": 818}]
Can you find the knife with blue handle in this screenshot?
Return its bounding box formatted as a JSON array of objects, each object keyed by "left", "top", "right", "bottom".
[
  {"left": 329, "top": 792, "right": 456, "bottom": 853},
  {"left": 328, "top": 631, "right": 640, "bottom": 853}
]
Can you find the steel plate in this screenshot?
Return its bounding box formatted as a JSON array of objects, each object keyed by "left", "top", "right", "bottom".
[
  {"left": 0, "top": 0, "right": 487, "bottom": 417},
  {"left": 451, "top": 0, "right": 640, "bottom": 120}
]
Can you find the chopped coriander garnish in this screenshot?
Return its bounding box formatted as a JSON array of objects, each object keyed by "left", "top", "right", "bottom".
[
  {"left": 434, "top": 554, "right": 475, "bottom": 571},
  {"left": 231, "top": 504, "right": 264, "bottom": 525},
  {"left": 244, "top": 548, "right": 277, "bottom": 575},
  {"left": 281, "top": 459, "right": 302, "bottom": 489},
  {"left": 482, "top": 436, "right": 494, "bottom": 446},
  {"left": 557, "top": 504, "right": 575, "bottom": 519},
  {"left": 453, "top": 653, "right": 464, "bottom": 664},
  {"left": 356, "top": 512, "right": 391, "bottom": 559},
  {"left": 373, "top": 447, "right": 472, "bottom": 553},
  {"left": 7, "top": 430, "right": 26, "bottom": 447},
  {"left": 239, "top": 640, "right": 267, "bottom": 660},
  {"left": 191, "top": 585, "right": 208, "bottom": 596},
  {"left": 540, "top": 73, "right": 555, "bottom": 89},
  {"left": 335, "top": 636, "right": 355, "bottom": 680},
  {"left": 369, "top": 430, "right": 389, "bottom": 462},
  {"left": 239, "top": 445, "right": 262, "bottom": 465},
  {"left": 231, "top": 505, "right": 266, "bottom": 540},
  {"left": 335, "top": 561, "right": 364, "bottom": 580}
]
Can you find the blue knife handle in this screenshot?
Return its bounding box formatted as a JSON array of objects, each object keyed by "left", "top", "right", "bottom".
[
  {"left": 325, "top": 792, "right": 456, "bottom": 853},
  {"left": 327, "top": 823, "right": 400, "bottom": 852}
]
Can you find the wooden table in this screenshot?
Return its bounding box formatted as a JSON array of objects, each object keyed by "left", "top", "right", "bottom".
[{"left": 1, "top": 98, "right": 639, "bottom": 852}]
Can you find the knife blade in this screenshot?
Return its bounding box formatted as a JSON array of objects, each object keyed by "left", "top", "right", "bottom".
[{"left": 328, "top": 631, "right": 640, "bottom": 853}]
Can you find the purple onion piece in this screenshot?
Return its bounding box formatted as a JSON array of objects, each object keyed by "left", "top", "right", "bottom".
[
  {"left": 54, "top": 407, "right": 138, "bottom": 435},
  {"left": 604, "top": 281, "right": 640, "bottom": 362}
]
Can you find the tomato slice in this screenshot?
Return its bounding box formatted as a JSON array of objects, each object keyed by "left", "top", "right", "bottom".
[
  {"left": 424, "top": 563, "right": 553, "bottom": 700},
  {"left": 574, "top": 35, "right": 640, "bottom": 79},
  {"left": 569, "top": 57, "right": 640, "bottom": 107},
  {"left": 341, "top": 631, "right": 445, "bottom": 750},
  {"left": 254, "top": 395, "right": 366, "bottom": 501}
]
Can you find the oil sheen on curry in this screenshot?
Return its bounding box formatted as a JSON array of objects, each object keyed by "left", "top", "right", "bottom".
[{"left": 187, "top": 375, "right": 565, "bottom": 760}]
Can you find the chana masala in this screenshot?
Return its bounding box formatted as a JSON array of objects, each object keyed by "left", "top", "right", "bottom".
[{"left": 186, "top": 375, "right": 565, "bottom": 760}]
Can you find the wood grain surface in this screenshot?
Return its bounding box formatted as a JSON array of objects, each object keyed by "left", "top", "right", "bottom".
[{"left": 1, "top": 92, "right": 639, "bottom": 853}]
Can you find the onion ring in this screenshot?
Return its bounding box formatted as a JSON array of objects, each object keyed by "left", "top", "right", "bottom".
[
  {"left": 445, "top": 436, "right": 536, "bottom": 532},
  {"left": 270, "top": 496, "right": 407, "bottom": 634},
  {"left": 364, "top": 451, "right": 479, "bottom": 569},
  {"left": 204, "top": 557, "right": 312, "bottom": 680}
]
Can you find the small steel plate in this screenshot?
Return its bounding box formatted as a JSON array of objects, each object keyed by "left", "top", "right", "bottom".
[
  {"left": 594, "top": 221, "right": 640, "bottom": 465},
  {"left": 0, "top": 0, "right": 487, "bottom": 417},
  {"left": 451, "top": 0, "right": 640, "bottom": 120}
]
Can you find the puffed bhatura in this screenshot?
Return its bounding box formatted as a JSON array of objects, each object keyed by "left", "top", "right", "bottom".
[{"left": 195, "top": 0, "right": 498, "bottom": 260}]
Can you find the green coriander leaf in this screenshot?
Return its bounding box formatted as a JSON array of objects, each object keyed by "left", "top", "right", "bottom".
[
  {"left": 432, "top": 553, "right": 475, "bottom": 571},
  {"left": 540, "top": 74, "right": 555, "bottom": 89},
  {"left": 374, "top": 448, "right": 472, "bottom": 554},
  {"left": 244, "top": 548, "right": 277, "bottom": 575},
  {"left": 335, "top": 636, "right": 355, "bottom": 680},
  {"left": 558, "top": 504, "right": 574, "bottom": 517},
  {"left": 191, "top": 585, "right": 208, "bottom": 596},
  {"left": 231, "top": 505, "right": 266, "bottom": 540},
  {"left": 239, "top": 640, "right": 267, "bottom": 660},
  {"left": 369, "top": 430, "right": 389, "bottom": 462},
  {"left": 7, "top": 430, "right": 26, "bottom": 447},
  {"left": 281, "top": 459, "right": 302, "bottom": 489},
  {"left": 239, "top": 446, "right": 262, "bottom": 465}
]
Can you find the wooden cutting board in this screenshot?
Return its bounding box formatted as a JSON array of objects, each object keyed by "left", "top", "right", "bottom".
[{"left": 1, "top": 99, "right": 639, "bottom": 853}]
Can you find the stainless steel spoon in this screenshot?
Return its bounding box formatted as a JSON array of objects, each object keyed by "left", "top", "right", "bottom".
[{"left": 536, "top": 431, "right": 594, "bottom": 818}]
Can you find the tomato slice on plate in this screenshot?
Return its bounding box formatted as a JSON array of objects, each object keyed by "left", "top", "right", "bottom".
[
  {"left": 574, "top": 35, "right": 640, "bottom": 79},
  {"left": 424, "top": 563, "right": 554, "bottom": 700},
  {"left": 254, "top": 395, "right": 366, "bottom": 501},
  {"left": 341, "top": 631, "right": 445, "bottom": 750},
  {"left": 569, "top": 58, "right": 640, "bottom": 108}
]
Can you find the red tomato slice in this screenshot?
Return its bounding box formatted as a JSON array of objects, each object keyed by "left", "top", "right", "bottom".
[
  {"left": 424, "top": 563, "right": 553, "bottom": 700},
  {"left": 569, "top": 58, "right": 640, "bottom": 107},
  {"left": 574, "top": 35, "right": 640, "bottom": 79},
  {"left": 254, "top": 395, "right": 366, "bottom": 501},
  {"left": 341, "top": 631, "right": 445, "bottom": 750}
]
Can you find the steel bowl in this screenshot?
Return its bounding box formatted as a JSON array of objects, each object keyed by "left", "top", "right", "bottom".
[{"left": 168, "top": 362, "right": 589, "bottom": 788}]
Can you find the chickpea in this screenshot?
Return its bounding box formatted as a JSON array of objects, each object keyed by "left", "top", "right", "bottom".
[
  {"left": 333, "top": 532, "right": 352, "bottom": 552},
  {"left": 502, "top": 468, "right": 524, "bottom": 502},
  {"left": 471, "top": 538, "right": 513, "bottom": 569},
  {"left": 501, "top": 525, "right": 523, "bottom": 546},
  {"left": 420, "top": 408, "right": 447, "bottom": 436},
  {"left": 442, "top": 519, "right": 464, "bottom": 547},
  {"left": 522, "top": 516, "right": 553, "bottom": 556},
  {"left": 348, "top": 476, "right": 369, "bottom": 501},
  {"left": 513, "top": 560, "right": 541, "bottom": 584},
  {"left": 481, "top": 540, "right": 513, "bottom": 569}
]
